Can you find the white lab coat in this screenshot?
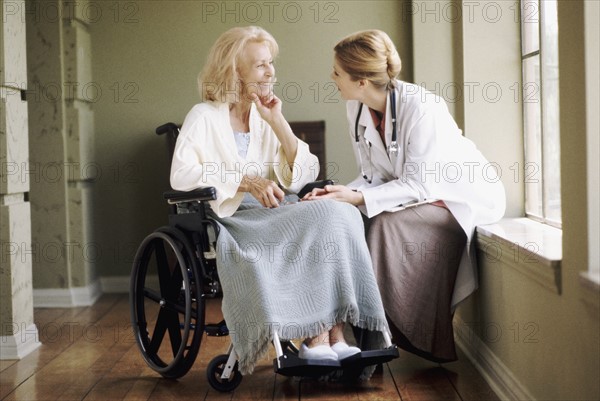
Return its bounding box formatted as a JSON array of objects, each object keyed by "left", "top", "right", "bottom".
[
  {"left": 346, "top": 80, "right": 506, "bottom": 307},
  {"left": 170, "top": 102, "right": 319, "bottom": 218}
]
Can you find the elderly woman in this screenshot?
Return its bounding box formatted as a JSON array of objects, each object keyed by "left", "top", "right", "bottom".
[
  {"left": 170, "top": 26, "right": 389, "bottom": 375},
  {"left": 305, "top": 30, "right": 506, "bottom": 362}
]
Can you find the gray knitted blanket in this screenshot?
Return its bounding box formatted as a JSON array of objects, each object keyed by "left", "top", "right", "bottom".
[{"left": 211, "top": 196, "right": 389, "bottom": 375}]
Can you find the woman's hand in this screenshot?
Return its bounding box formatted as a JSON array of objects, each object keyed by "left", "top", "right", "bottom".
[
  {"left": 302, "top": 185, "right": 365, "bottom": 206},
  {"left": 250, "top": 93, "right": 282, "bottom": 125},
  {"left": 240, "top": 175, "right": 285, "bottom": 208},
  {"left": 250, "top": 93, "right": 298, "bottom": 167}
]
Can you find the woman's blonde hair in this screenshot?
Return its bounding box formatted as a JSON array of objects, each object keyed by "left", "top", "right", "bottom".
[
  {"left": 334, "top": 30, "right": 401, "bottom": 89},
  {"left": 199, "top": 26, "right": 279, "bottom": 103}
]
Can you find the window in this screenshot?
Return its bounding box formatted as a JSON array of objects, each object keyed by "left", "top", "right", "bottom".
[{"left": 520, "top": 0, "right": 561, "bottom": 227}]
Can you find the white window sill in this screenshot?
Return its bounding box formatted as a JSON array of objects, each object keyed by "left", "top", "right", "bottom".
[
  {"left": 476, "top": 218, "right": 562, "bottom": 294},
  {"left": 579, "top": 271, "right": 600, "bottom": 292},
  {"left": 579, "top": 271, "right": 600, "bottom": 313}
]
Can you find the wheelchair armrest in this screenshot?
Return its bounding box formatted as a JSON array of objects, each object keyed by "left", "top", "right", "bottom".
[
  {"left": 297, "top": 180, "right": 334, "bottom": 199},
  {"left": 164, "top": 187, "right": 217, "bottom": 204},
  {"left": 164, "top": 179, "right": 332, "bottom": 204}
]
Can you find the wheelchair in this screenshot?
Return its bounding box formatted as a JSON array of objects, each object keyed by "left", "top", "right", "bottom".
[{"left": 129, "top": 123, "right": 399, "bottom": 392}]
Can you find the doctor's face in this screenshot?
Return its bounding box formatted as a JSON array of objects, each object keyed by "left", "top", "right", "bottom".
[
  {"left": 331, "top": 58, "right": 361, "bottom": 101},
  {"left": 238, "top": 41, "right": 275, "bottom": 100}
]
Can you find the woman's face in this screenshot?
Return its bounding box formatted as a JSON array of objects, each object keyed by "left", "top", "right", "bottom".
[
  {"left": 238, "top": 41, "right": 275, "bottom": 100},
  {"left": 331, "top": 57, "right": 360, "bottom": 100}
]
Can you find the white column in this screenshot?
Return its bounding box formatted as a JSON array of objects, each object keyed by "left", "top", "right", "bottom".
[{"left": 0, "top": 0, "right": 41, "bottom": 359}]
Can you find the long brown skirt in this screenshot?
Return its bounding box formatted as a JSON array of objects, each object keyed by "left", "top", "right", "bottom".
[{"left": 365, "top": 204, "right": 467, "bottom": 362}]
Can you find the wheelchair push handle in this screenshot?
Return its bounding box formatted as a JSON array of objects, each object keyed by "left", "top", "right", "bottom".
[{"left": 156, "top": 122, "right": 180, "bottom": 136}]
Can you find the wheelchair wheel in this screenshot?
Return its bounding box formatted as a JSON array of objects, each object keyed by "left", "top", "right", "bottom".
[
  {"left": 207, "top": 354, "right": 243, "bottom": 392},
  {"left": 130, "top": 227, "right": 205, "bottom": 379}
]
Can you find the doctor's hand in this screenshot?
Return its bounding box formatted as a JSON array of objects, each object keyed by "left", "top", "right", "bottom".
[
  {"left": 302, "top": 185, "right": 365, "bottom": 206},
  {"left": 240, "top": 175, "right": 285, "bottom": 209}
]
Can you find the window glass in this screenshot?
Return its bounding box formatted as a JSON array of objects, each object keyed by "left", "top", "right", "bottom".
[{"left": 521, "top": 0, "right": 561, "bottom": 227}]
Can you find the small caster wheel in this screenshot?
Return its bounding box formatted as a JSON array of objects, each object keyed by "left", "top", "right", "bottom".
[{"left": 207, "top": 354, "right": 243, "bottom": 392}]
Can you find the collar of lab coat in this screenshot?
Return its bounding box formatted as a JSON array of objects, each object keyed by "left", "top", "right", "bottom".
[{"left": 357, "top": 89, "right": 396, "bottom": 155}]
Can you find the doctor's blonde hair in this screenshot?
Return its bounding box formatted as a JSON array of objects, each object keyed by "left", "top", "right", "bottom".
[
  {"left": 334, "top": 30, "right": 401, "bottom": 90},
  {"left": 199, "top": 26, "right": 279, "bottom": 103}
]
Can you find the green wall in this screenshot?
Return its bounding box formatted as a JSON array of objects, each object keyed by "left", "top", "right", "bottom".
[{"left": 90, "top": 0, "right": 413, "bottom": 278}]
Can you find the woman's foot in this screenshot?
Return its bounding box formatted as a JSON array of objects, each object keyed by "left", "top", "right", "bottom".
[
  {"left": 298, "top": 343, "right": 338, "bottom": 361},
  {"left": 331, "top": 342, "right": 361, "bottom": 360}
]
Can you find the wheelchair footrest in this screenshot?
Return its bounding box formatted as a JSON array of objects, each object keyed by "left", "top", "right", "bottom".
[
  {"left": 339, "top": 346, "right": 400, "bottom": 369},
  {"left": 273, "top": 346, "right": 399, "bottom": 378},
  {"left": 274, "top": 353, "right": 341, "bottom": 377},
  {"left": 205, "top": 320, "right": 229, "bottom": 337}
]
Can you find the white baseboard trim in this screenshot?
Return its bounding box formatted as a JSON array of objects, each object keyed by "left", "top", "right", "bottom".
[
  {"left": 33, "top": 280, "right": 102, "bottom": 308},
  {"left": 454, "top": 315, "right": 536, "bottom": 401},
  {"left": 0, "top": 324, "right": 42, "bottom": 360}
]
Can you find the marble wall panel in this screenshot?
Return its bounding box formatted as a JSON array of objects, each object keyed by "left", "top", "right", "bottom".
[
  {"left": 0, "top": 87, "right": 29, "bottom": 195},
  {"left": 67, "top": 183, "right": 94, "bottom": 287},
  {"left": 63, "top": 4, "right": 95, "bottom": 290},
  {"left": 65, "top": 100, "right": 94, "bottom": 177},
  {"left": 27, "top": 93, "right": 69, "bottom": 289},
  {"left": 0, "top": 90, "right": 5, "bottom": 193},
  {"left": 29, "top": 169, "right": 69, "bottom": 289},
  {"left": 0, "top": 201, "right": 34, "bottom": 336},
  {"left": 0, "top": 4, "right": 3, "bottom": 81},
  {"left": 25, "top": 1, "right": 64, "bottom": 109},
  {"left": 63, "top": 20, "right": 92, "bottom": 96},
  {"left": 1, "top": 0, "right": 28, "bottom": 88},
  {"left": 70, "top": 0, "right": 95, "bottom": 26}
]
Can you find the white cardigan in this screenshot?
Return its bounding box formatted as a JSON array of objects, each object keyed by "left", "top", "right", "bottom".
[
  {"left": 170, "top": 102, "right": 319, "bottom": 218},
  {"left": 347, "top": 80, "right": 506, "bottom": 307}
]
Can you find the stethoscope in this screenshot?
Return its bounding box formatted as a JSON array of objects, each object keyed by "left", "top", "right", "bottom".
[{"left": 354, "top": 89, "right": 398, "bottom": 183}]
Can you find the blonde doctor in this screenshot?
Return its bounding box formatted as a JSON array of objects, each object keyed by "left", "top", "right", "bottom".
[{"left": 304, "top": 30, "right": 506, "bottom": 362}]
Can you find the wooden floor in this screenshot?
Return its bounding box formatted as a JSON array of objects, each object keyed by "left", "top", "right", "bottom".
[{"left": 1, "top": 294, "right": 499, "bottom": 401}]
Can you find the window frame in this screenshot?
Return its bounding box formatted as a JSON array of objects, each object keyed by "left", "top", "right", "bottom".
[{"left": 519, "top": 0, "right": 562, "bottom": 229}]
